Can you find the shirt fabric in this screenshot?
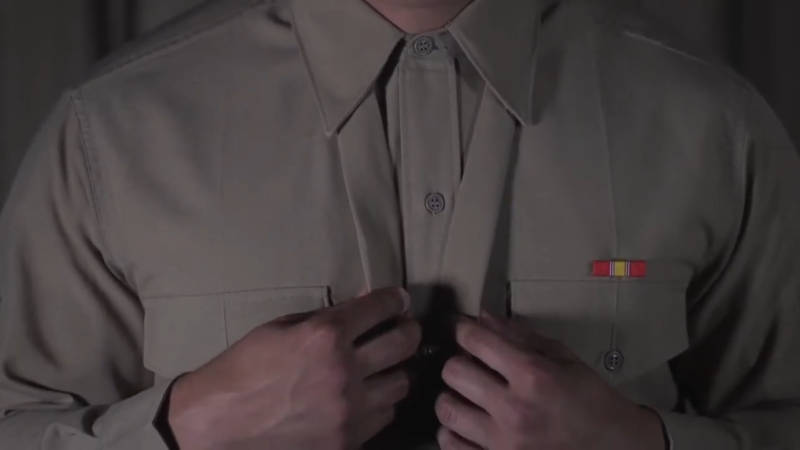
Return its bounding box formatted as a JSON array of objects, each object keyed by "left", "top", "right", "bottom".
[{"left": 1, "top": 0, "right": 800, "bottom": 449}]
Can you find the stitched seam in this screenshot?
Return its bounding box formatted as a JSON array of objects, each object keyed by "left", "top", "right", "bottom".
[
  {"left": 222, "top": 298, "right": 230, "bottom": 347},
  {"left": 141, "top": 286, "right": 328, "bottom": 301},
  {"left": 143, "top": 297, "right": 327, "bottom": 309},
  {"left": 509, "top": 279, "right": 686, "bottom": 285},
  {"left": 582, "top": 1, "right": 751, "bottom": 97},
  {"left": 690, "top": 88, "right": 753, "bottom": 306},
  {"left": 587, "top": 22, "right": 621, "bottom": 382},
  {"left": 214, "top": 22, "right": 237, "bottom": 300},
  {"left": 85, "top": 0, "right": 267, "bottom": 86},
  {"left": 619, "top": 31, "right": 749, "bottom": 98},
  {"left": 290, "top": 0, "right": 332, "bottom": 134},
  {"left": 733, "top": 91, "right": 752, "bottom": 280},
  {"left": 69, "top": 93, "right": 110, "bottom": 259}
]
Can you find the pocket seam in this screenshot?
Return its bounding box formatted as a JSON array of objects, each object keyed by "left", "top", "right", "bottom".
[
  {"left": 143, "top": 286, "right": 329, "bottom": 379},
  {"left": 509, "top": 278, "right": 687, "bottom": 285},
  {"left": 142, "top": 286, "right": 328, "bottom": 304}
]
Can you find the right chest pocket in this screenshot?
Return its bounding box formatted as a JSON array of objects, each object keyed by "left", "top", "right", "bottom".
[
  {"left": 143, "top": 287, "right": 331, "bottom": 381},
  {"left": 509, "top": 278, "right": 689, "bottom": 385}
]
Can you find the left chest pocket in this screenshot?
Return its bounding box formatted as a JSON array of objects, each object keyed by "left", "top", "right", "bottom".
[
  {"left": 509, "top": 280, "right": 689, "bottom": 384},
  {"left": 143, "top": 286, "right": 331, "bottom": 380}
]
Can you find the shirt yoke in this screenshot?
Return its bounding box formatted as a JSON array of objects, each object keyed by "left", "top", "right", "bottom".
[{"left": 81, "top": 0, "right": 271, "bottom": 88}]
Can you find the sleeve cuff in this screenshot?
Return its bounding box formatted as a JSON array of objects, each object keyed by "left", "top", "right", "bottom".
[
  {"left": 656, "top": 410, "right": 741, "bottom": 450},
  {"left": 93, "top": 379, "right": 177, "bottom": 449}
]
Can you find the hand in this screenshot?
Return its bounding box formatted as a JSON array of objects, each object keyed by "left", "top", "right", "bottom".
[
  {"left": 435, "top": 312, "right": 666, "bottom": 450},
  {"left": 167, "top": 287, "right": 421, "bottom": 450}
]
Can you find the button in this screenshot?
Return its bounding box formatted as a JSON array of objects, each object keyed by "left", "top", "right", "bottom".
[
  {"left": 604, "top": 350, "right": 624, "bottom": 372},
  {"left": 425, "top": 193, "right": 446, "bottom": 214},
  {"left": 417, "top": 343, "right": 440, "bottom": 358},
  {"left": 412, "top": 36, "right": 435, "bottom": 56}
]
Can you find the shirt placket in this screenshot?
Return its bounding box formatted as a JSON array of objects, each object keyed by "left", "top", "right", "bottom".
[{"left": 397, "top": 35, "right": 462, "bottom": 310}]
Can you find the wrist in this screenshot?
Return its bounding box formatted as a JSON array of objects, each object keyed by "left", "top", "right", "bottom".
[
  {"left": 155, "top": 377, "right": 187, "bottom": 450},
  {"left": 636, "top": 406, "right": 668, "bottom": 450},
  {"left": 165, "top": 373, "right": 207, "bottom": 450}
]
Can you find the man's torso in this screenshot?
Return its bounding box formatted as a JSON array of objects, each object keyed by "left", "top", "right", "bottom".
[{"left": 73, "top": 0, "right": 750, "bottom": 445}]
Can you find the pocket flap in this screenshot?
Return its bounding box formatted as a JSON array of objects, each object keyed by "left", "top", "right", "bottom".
[
  {"left": 143, "top": 286, "right": 329, "bottom": 379},
  {"left": 510, "top": 280, "right": 688, "bottom": 384},
  {"left": 615, "top": 281, "right": 689, "bottom": 382}
]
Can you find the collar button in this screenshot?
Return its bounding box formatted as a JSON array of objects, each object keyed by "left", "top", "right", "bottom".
[{"left": 412, "top": 36, "right": 435, "bottom": 56}]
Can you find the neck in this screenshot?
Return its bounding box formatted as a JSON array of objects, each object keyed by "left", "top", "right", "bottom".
[{"left": 364, "top": 0, "right": 473, "bottom": 33}]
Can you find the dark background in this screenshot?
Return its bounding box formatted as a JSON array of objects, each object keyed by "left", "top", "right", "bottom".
[{"left": 1, "top": 0, "right": 799, "bottom": 206}]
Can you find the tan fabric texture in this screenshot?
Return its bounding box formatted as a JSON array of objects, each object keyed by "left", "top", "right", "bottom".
[{"left": 1, "top": 0, "right": 799, "bottom": 448}]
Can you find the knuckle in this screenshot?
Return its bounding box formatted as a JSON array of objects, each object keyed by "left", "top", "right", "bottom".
[
  {"left": 435, "top": 398, "right": 457, "bottom": 427},
  {"left": 329, "top": 397, "right": 353, "bottom": 427},
  {"left": 506, "top": 403, "right": 532, "bottom": 433},
  {"left": 371, "top": 287, "right": 404, "bottom": 312},
  {"left": 392, "top": 327, "right": 414, "bottom": 357},
  {"left": 302, "top": 318, "right": 344, "bottom": 347},
  {"left": 442, "top": 357, "right": 467, "bottom": 383},
  {"left": 498, "top": 398, "right": 535, "bottom": 436},
  {"left": 516, "top": 369, "right": 538, "bottom": 395},
  {"left": 518, "top": 363, "right": 554, "bottom": 398},
  {"left": 391, "top": 372, "right": 411, "bottom": 400},
  {"left": 462, "top": 326, "right": 482, "bottom": 348},
  {"left": 437, "top": 430, "right": 454, "bottom": 449},
  {"left": 464, "top": 326, "right": 492, "bottom": 352},
  {"left": 325, "top": 362, "right": 351, "bottom": 393}
]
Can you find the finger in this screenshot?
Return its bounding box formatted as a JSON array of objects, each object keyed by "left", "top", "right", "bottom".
[
  {"left": 478, "top": 312, "right": 527, "bottom": 346},
  {"left": 456, "top": 319, "right": 546, "bottom": 382},
  {"left": 351, "top": 408, "right": 395, "bottom": 447},
  {"left": 273, "top": 311, "right": 315, "bottom": 325},
  {"left": 442, "top": 356, "right": 506, "bottom": 415},
  {"left": 480, "top": 311, "right": 578, "bottom": 363},
  {"left": 356, "top": 318, "right": 422, "bottom": 376},
  {"left": 437, "top": 427, "right": 484, "bottom": 450},
  {"left": 327, "top": 287, "right": 410, "bottom": 342},
  {"left": 360, "top": 370, "right": 410, "bottom": 411},
  {"left": 436, "top": 392, "right": 493, "bottom": 448}
]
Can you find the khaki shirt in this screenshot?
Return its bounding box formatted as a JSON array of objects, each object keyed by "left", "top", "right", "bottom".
[{"left": 1, "top": 0, "right": 800, "bottom": 448}]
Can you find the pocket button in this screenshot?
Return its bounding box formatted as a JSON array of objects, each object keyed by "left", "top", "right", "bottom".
[
  {"left": 604, "top": 349, "right": 625, "bottom": 372},
  {"left": 424, "top": 192, "right": 446, "bottom": 215}
]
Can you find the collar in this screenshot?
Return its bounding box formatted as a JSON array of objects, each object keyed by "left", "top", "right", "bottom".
[{"left": 292, "top": 0, "right": 547, "bottom": 135}]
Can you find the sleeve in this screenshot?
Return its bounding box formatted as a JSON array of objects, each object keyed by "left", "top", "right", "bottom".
[
  {"left": 0, "top": 93, "right": 174, "bottom": 449},
  {"left": 657, "top": 88, "right": 800, "bottom": 449}
]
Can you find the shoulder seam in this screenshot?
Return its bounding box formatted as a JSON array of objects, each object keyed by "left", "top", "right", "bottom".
[
  {"left": 85, "top": 0, "right": 267, "bottom": 85},
  {"left": 736, "top": 86, "right": 756, "bottom": 223},
  {"left": 68, "top": 92, "right": 107, "bottom": 251},
  {"left": 580, "top": 1, "right": 751, "bottom": 96},
  {"left": 69, "top": 91, "right": 139, "bottom": 291},
  {"left": 618, "top": 31, "right": 751, "bottom": 97}
]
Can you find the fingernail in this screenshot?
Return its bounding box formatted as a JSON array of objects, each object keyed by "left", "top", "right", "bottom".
[{"left": 398, "top": 288, "right": 411, "bottom": 313}]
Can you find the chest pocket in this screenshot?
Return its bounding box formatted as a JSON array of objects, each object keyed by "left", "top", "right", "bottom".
[
  {"left": 143, "top": 287, "right": 330, "bottom": 380},
  {"left": 509, "top": 279, "right": 689, "bottom": 384}
]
